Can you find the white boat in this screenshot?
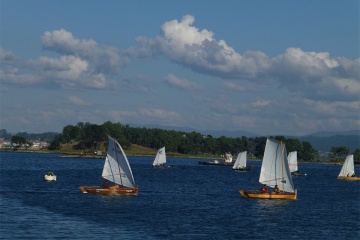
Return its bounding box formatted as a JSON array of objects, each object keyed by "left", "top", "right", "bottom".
[
  {"left": 153, "top": 147, "right": 169, "bottom": 168},
  {"left": 79, "top": 135, "right": 139, "bottom": 195},
  {"left": 44, "top": 172, "right": 56, "bottom": 181},
  {"left": 288, "top": 151, "right": 306, "bottom": 176},
  {"left": 338, "top": 155, "right": 360, "bottom": 180},
  {"left": 224, "top": 153, "right": 233, "bottom": 163},
  {"left": 232, "top": 151, "right": 252, "bottom": 171},
  {"left": 240, "top": 139, "right": 297, "bottom": 200}
]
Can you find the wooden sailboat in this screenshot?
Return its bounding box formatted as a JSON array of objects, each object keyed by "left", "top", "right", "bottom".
[
  {"left": 153, "top": 147, "right": 169, "bottom": 168},
  {"left": 240, "top": 139, "right": 297, "bottom": 200},
  {"left": 232, "top": 151, "right": 253, "bottom": 171},
  {"left": 79, "top": 135, "right": 139, "bottom": 195},
  {"left": 338, "top": 155, "right": 360, "bottom": 180},
  {"left": 288, "top": 151, "right": 306, "bottom": 176}
]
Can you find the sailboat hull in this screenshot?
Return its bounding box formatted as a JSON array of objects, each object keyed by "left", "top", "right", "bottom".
[
  {"left": 239, "top": 190, "right": 297, "bottom": 200},
  {"left": 79, "top": 186, "right": 139, "bottom": 195},
  {"left": 338, "top": 176, "right": 360, "bottom": 181}
]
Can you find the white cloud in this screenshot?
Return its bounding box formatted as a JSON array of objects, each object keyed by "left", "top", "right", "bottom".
[
  {"left": 132, "top": 16, "right": 359, "bottom": 103},
  {"left": 165, "top": 74, "right": 202, "bottom": 90},
  {"left": 67, "top": 96, "right": 88, "bottom": 106},
  {"left": 251, "top": 98, "right": 270, "bottom": 107},
  {"left": 41, "top": 29, "right": 124, "bottom": 73}
]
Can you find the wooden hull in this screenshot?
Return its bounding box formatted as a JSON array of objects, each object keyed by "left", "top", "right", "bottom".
[
  {"left": 233, "top": 165, "right": 254, "bottom": 172},
  {"left": 239, "top": 190, "right": 297, "bottom": 200},
  {"left": 198, "top": 161, "right": 234, "bottom": 166},
  {"left": 338, "top": 176, "right": 360, "bottom": 181},
  {"left": 153, "top": 165, "right": 170, "bottom": 168},
  {"left": 79, "top": 186, "right": 139, "bottom": 195}
]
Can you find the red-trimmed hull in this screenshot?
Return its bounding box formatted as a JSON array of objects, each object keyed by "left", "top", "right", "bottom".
[
  {"left": 239, "top": 190, "right": 297, "bottom": 200},
  {"left": 79, "top": 186, "right": 139, "bottom": 195}
]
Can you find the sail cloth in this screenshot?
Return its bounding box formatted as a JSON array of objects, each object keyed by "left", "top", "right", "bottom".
[
  {"left": 153, "top": 147, "right": 166, "bottom": 166},
  {"left": 233, "top": 151, "right": 247, "bottom": 169},
  {"left": 102, "top": 136, "right": 136, "bottom": 188},
  {"left": 288, "top": 151, "right": 298, "bottom": 173},
  {"left": 338, "top": 155, "right": 355, "bottom": 177},
  {"left": 259, "top": 139, "right": 295, "bottom": 193}
]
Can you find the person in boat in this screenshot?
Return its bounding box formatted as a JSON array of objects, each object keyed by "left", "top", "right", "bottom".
[
  {"left": 261, "top": 184, "right": 268, "bottom": 194},
  {"left": 352, "top": 173, "right": 355, "bottom": 177},
  {"left": 102, "top": 180, "right": 109, "bottom": 189},
  {"left": 273, "top": 185, "right": 280, "bottom": 194}
]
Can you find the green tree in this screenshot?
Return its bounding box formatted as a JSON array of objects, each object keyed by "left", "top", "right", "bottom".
[
  {"left": 302, "top": 141, "right": 318, "bottom": 161},
  {"left": 353, "top": 149, "right": 360, "bottom": 163},
  {"left": 330, "top": 146, "right": 350, "bottom": 160},
  {"left": 11, "top": 136, "right": 27, "bottom": 145}
]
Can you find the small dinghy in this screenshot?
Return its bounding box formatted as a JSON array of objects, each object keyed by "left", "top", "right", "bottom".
[{"left": 44, "top": 172, "right": 57, "bottom": 181}]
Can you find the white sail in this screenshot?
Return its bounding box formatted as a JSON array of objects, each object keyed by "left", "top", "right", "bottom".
[
  {"left": 102, "top": 136, "right": 136, "bottom": 188},
  {"left": 233, "top": 151, "right": 247, "bottom": 169},
  {"left": 153, "top": 147, "right": 166, "bottom": 166},
  {"left": 338, "top": 155, "right": 355, "bottom": 177},
  {"left": 287, "top": 151, "right": 298, "bottom": 173},
  {"left": 259, "top": 139, "right": 295, "bottom": 193}
]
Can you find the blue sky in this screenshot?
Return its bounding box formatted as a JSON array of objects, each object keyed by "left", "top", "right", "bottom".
[{"left": 0, "top": 0, "right": 359, "bottom": 136}]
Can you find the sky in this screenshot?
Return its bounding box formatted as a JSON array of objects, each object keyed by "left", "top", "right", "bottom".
[{"left": 0, "top": 0, "right": 359, "bottom": 136}]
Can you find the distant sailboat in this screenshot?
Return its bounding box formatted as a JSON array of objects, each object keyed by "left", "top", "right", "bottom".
[
  {"left": 153, "top": 147, "right": 169, "bottom": 168},
  {"left": 338, "top": 155, "right": 360, "bottom": 180},
  {"left": 232, "top": 151, "right": 253, "bottom": 171},
  {"left": 240, "top": 139, "right": 297, "bottom": 200},
  {"left": 79, "top": 135, "right": 139, "bottom": 195},
  {"left": 44, "top": 172, "right": 56, "bottom": 181},
  {"left": 288, "top": 151, "right": 306, "bottom": 176}
]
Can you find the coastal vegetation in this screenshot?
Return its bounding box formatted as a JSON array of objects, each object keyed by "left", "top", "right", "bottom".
[{"left": 1, "top": 122, "right": 358, "bottom": 162}]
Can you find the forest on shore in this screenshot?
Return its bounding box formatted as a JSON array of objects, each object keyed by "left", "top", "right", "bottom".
[{"left": 3, "top": 121, "right": 358, "bottom": 162}]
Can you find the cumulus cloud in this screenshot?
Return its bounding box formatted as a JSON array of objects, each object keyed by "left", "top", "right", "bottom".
[
  {"left": 165, "top": 74, "right": 202, "bottom": 90},
  {"left": 130, "top": 15, "right": 359, "bottom": 102},
  {"left": 41, "top": 29, "right": 125, "bottom": 73},
  {"left": 0, "top": 29, "right": 126, "bottom": 89}
]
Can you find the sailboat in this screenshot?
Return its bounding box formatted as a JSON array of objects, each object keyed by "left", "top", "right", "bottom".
[
  {"left": 79, "top": 135, "right": 139, "bottom": 195},
  {"left": 288, "top": 151, "right": 306, "bottom": 176},
  {"left": 338, "top": 155, "right": 360, "bottom": 180},
  {"left": 232, "top": 151, "right": 253, "bottom": 171},
  {"left": 153, "top": 147, "right": 169, "bottom": 168},
  {"left": 239, "top": 139, "right": 297, "bottom": 200}
]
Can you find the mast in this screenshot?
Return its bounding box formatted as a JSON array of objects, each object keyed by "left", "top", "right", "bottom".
[{"left": 281, "top": 141, "right": 285, "bottom": 193}]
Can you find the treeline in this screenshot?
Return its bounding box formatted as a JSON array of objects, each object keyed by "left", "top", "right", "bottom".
[{"left": 48, "top": 121, "right": 319, "bottom": 161}]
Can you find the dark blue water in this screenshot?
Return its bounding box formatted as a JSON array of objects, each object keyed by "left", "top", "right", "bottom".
[{"left": 0, "top": 152, "right": 359, "bottom": 239}]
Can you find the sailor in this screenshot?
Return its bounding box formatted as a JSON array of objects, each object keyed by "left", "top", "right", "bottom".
[
  {"left": 261, "top": 184, "right": 268, "bottom": 194},
  {"left": 102, "top": 180, "right": 109, "bottom": 189},
  {"left": 274, "top": 185, "right": 280, "bottom": 194}
]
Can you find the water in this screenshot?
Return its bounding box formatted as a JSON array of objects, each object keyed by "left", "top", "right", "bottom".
[{"left": 0, "top": 152, "right": 359, "bottom": 239}]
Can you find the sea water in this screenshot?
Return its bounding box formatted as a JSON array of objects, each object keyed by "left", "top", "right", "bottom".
[{"left": 0, "top": 152, "right": 359, "bottom": 239}]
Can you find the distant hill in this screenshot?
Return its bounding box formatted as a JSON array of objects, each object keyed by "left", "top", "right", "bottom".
[
  {"left": 299, "top": 134, "right": 360, "bottom": 153},
  {"left": 305, "top": 130, "right": 360, "bottom": 137}
]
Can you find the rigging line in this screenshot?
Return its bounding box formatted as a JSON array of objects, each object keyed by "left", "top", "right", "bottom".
[{"left": 114, "top": 138, "right": 124, "bottom": 187}]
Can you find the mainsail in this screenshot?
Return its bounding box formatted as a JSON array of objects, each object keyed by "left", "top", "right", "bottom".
[
  {"left": 153, "top": 147, "right": 166, "bottom": 166},
  {"left": 233, "top": 151, "right": 247, "bottom": 169},
  {"left": 102, "top": 136, "right": 136, "bottom": 188},
  {"left": 288, "top": 151, "right": 298, "bottom": 173},
  {"left": 338, "top": 155, "right": 355, "bottom": 177},
  {"left": 259, "top": 139, "right": 295, "bottom": 193}
]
